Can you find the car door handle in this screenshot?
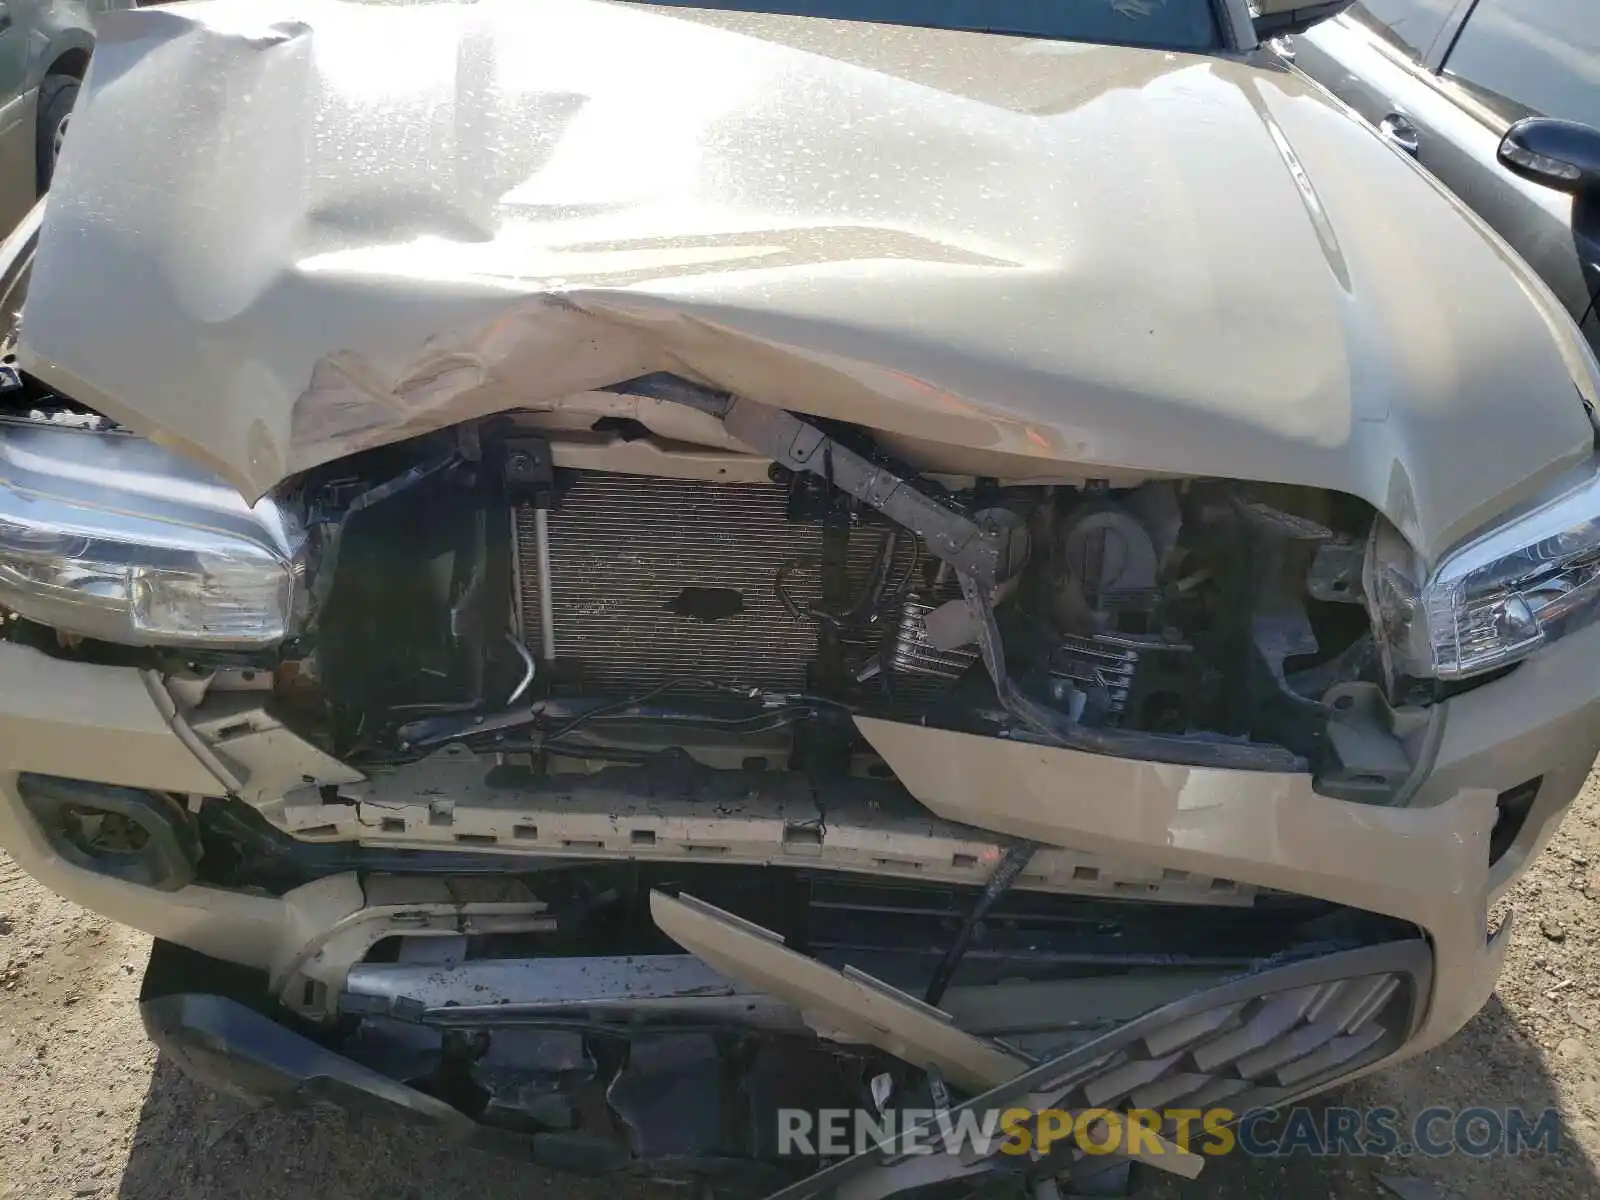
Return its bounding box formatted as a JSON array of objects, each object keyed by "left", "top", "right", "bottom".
[{"left": 1379, "top": 113, "right": 1420, "bottom": 156}]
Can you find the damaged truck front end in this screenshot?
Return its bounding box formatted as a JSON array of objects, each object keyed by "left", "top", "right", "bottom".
[
  {"left": 5, "top": 0, "right": 1600, "bottom": 1194},
  {"left": 0, "top": 359, "right": 1539, "bottom": 1192}
]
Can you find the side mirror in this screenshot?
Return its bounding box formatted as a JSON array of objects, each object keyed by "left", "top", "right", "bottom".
[
  {"left": 1252, "top": 1, "right": 1354, "bottom": 39},
  {"left": 1499, "top": 117, "right": 1600, "bottom": 196}
]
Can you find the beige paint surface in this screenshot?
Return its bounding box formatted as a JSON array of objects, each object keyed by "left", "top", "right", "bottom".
[{"left": 16, "top": 0, "right": 1600, "bottom": 562}]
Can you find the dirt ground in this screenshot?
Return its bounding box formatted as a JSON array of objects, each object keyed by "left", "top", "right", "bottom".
[{"left": 4, "top": 782, "right": 1600, "bottom": 1200}]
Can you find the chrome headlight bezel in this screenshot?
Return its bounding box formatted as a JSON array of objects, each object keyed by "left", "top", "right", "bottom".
[
  {"left": 0, "top": 421, "right": 304, "bottom": 649},
  {"left": 1367, "top": 464, "right": 1600, "bottom": 683}
]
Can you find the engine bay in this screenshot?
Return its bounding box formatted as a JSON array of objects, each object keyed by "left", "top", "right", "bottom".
[
  {"left": 0, "top": 369, "right": 1425, "bottom": 802},
  {"left": 252, "top": 375, "right": 1418, "bottom": 801}
]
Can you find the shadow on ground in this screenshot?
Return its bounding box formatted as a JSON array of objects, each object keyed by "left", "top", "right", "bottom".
[{"left": 111, "top": 994, "right": 1597, "bottom": 1200}]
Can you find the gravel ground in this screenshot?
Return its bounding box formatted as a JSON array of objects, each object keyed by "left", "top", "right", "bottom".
[{"left": 4, "top": 779, "right": 1600, "bottom": 1200}]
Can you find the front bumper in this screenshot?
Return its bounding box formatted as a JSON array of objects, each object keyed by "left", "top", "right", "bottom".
[
  {"left": 4, "top": 618, "right": 1599, "bottom": 1089},
  {"left": 142, "top": 937, "right": 1434, "bottom": 1187}
]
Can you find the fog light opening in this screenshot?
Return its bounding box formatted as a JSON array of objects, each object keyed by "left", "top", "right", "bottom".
[
  {"left": 1489, "top": 776, "right": 1543, "bottom": 866},
  {"left": 17, "top": 774, "right": 199, "bottom": 891}
]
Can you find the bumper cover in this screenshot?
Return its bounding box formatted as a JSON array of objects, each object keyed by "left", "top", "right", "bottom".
[{"left": 4, "top": 618, "right": 1597, "bottom": 1086}]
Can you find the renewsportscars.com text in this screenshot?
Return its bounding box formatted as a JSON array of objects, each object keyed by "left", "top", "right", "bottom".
[{"left": 776, "top": 1105, "right": 1563, "bottom": 1160}]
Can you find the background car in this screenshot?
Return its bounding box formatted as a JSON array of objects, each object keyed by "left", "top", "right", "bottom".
[
  {"left": 0, "top": 0, "right": 127, "bottom": 238},
  {"left": 1294, "top": 1, "right": 1600, "bottom": 353}
]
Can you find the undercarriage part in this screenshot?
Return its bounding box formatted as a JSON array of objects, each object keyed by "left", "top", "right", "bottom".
[
  {"left": 345, "top": 953, "right": 806, "bottom": 1031},
  {"left": 265, "top": 755, "right": 1258, "bottom": 904},
  {"left": 272, "top": 874, "right": 559, "bottom": 1016},
  {"left": 146, "top": 934, "right": 1425, "bottom": 1191}
]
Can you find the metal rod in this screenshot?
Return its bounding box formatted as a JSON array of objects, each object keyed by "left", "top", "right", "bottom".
[
  {"left": 509, "top": 507, "right": 526, "bottom": 641},
  {"left": 533, "top": 505, "right": 557, "bottom": 661},
  {"left": 923, "top": 840, "right": 1039, "bottom": 1007}
]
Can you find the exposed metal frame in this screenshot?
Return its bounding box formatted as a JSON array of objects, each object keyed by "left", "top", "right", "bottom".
[{"left": 341, "top": 952, "right": 1235, "bottom": 1039}]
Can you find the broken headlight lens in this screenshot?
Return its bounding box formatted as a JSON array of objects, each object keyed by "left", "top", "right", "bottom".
[
  {"left": 0, "top": 423, "right": 303, "bottom": 648},
  {"left": 1367, "top": 468, "right": 1600, "bottom": 681}
]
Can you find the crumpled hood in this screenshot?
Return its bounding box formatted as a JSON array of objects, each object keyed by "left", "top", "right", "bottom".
[{"left": 18, "top": 0, "right": 1600, "bottom": 561}]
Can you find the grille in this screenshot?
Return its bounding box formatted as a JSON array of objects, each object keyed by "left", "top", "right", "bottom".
[
  {"left": 517, "top": 474, "right": 911, "bottom": 693},
  {"left": 766, "top": 939, "right": 1427, "bottom": 1200}
]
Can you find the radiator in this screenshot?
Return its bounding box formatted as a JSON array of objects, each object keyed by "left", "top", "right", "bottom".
[{"left": 517, "top": 474, "right": 838, "bottom": 693}]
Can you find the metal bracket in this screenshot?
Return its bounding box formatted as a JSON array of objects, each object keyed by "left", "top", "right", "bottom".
[
  {"left": 721, "top": 398, "right": 1007, "bottom": 584},
  {"left": 500, "top": 435, "right": 555, "bottom": 506}
]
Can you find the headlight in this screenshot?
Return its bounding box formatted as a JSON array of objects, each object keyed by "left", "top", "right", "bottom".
[
  {"left": 1367, "top": 467, "right": 1600, "bottom": 681},
  {"left": 0, "top": 423, "right": 303, "bottom": 648}
]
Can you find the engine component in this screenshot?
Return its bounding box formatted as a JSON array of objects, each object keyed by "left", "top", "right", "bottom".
[
  {"left": 502, "top": 437, "right": 559, "bottom": 660},
  {"left": 515, "top": 473, "right": 903, "bottom": 694},
  {"left": 517, "top": 473, "right": 820, "bottom": 692},
  {"left": 888, "top": 595, "right": 981, "bottom": 689},
  {"left": 1048, "top": 633, "right": 1141, "bottom": 716},
  {"left": 1052, "top": 499, "right": 1160, "bottom": 630}
]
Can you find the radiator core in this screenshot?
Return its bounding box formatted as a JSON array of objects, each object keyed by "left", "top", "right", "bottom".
[{"left": 516, "top": 473, "right": 832, "bottom": 693}]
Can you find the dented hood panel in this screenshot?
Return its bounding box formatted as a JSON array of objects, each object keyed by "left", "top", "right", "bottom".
[{"left": 18, "top": 0, "right": 1600, "bottom": 560}]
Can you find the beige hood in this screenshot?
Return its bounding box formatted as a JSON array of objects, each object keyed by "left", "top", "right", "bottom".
[{"left": 17, "top": 0, "right": 1600, "bottom": 561}]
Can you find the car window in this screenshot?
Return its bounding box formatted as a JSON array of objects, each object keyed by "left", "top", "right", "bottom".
[
  {"left": 625, "top": 1, "right": 1222, "bottom": 52},
  {"left": 1346, "top": 0, "right": 1458, "bottom": 59},
  {"left": 1442, "top": 0, "right": 1600, "bottom": 130}
]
